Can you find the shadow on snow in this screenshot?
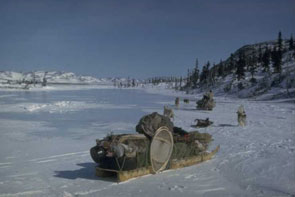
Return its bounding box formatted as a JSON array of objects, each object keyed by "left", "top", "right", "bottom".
[{"left": 54, "top": 162, "right": 116, "bottom": 182}]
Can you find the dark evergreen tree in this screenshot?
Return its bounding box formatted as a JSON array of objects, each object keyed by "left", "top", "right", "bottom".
[
  {"left": 271, "top": 47, "right": 282, "bottom": 73},
  {"left": 228, "top": 53, "right": 235, "bottom": 73},
  {"left": 218, "top": 60, "right": 224, "bottom": 77},
  {"left": 127, "top": 77, "right": 131, "bottom": 87},
  {"left": 249, "top": 51, "right": 257, "bottom": 79},
  {"left": 200, "top": 61, "right": 210, "bottom": 84},
  {"left": 186, "top": 69, "right": 191, "bottom": 87},
  {"left": 278, "top": 31, "right": 283, "bottom": 52},
  {"left": 42, "top": 77, "right": 47, "bottom": 87},
  {"left": 191, "top": 58, "right": 200, "bottom": 88},
  {"left": 251, "top": 50, "right": 258, "bottom": 66},
  {"left": 192, "top": 68, "right": 199, "bottom": 88},
  {"left": 174, "top": 77, "right": 178, "bottom": 89},
  {"left": 32, "top": 72, "right": 36, "bottom": 86},
  {"left": 179, "top": 77, "right": 183, "bottom": 88},
  {"left": 262, "top": 48, "right": 270, "bottom": 72},
  {"left": 209, "top": 67, "right": 216, "bottom": 85},
  {"left": 249, "top": 63, "right": 256, "bottom": 80},
  {"left": 236, "top": 52, "right": 246, "bottom": 80},
  {"left": 258, "top": 45, "right": 263, "bottom": 63},
  {"left": 271, "top": 32, "right": 283, "bottom": 73},
  {"left": 132, "top": 79, "right": 136, "bottom": 87},
  {"left": 42, "top": 72, "right": 48, "bottom": 87},
  {"left": 289, "top": 35, "right": 294, "bottom": 50}
]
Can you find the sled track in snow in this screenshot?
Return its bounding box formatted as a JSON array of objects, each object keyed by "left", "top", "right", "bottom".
[{"left": 0, "top": 151, "right": 89, "bottom": 168}]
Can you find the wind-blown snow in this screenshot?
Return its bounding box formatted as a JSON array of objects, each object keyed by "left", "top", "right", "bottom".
[{"left": 0, "top": 88, "right": 294, "bottom": 197}]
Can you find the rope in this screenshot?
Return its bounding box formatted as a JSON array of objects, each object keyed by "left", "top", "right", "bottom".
[{"left": 115, "top": 156, "right": 126, "bottom": 171}]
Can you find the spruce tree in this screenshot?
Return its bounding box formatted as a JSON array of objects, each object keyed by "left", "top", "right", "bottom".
[
  {"left": 218, "top": 59, "right": 224, "bottom": 77},
  {"left": 200, "top": 66, "right": 205, "bottom": 83},
  {"left": 192, "top": 67, "right": 199, "bottom": 88},
  {"left": 132, "top": 79, "right": 136, "bottom": 87},
  {"left": 127, "top": 77, "right": 131, "bottom": 87},
  {"left": 186, "top": 69, "right": 191, "bottom": 87},
  {"left": 278, "top": 31, "right": 283, "bottom": 52},
  {"left": 200, "top": 62, "right": 210, "bottom": 84},
  {"left": 205, "top": 61, "right": 210, "bottom": 84},
  {"left": 251, "top": 50, "right": 258, "bottom": 66},
  {"left": 228, "top": 53, "right": 235, "bottom": 73},
  {"left": 271, "top": 47, "right": 282, "bottom": 73},
  {"left": 174, "top": 77, "right": 178, "bottom": 90},
  {"left": 236, "top": 52, "right": 246, "bottom": 80},
  {"left": 290, "top": 35, "right": 294, "bottom": 50},
  {"left": 249, "top": 51, "right": 257, "bottom": 79},
  {"left": 192, "top": 58, "right": 199, "bottom": 88},
  {"left": 258, "top": 45, "right": 263, "bottom": 63},
  {"left": 262, "top": 48, "right": 270, "bottom": 72},
  {"left": 249, "top": 61, "right": 256, "bottom": 79},
  {"left": 179, "top": 77, "right": 183, "bottom": 89},
  {"left": 209, "top": 67, "right": 216, "bottom": 85}
]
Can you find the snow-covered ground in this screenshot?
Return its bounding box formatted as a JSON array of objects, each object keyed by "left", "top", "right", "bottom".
[{"left": 0, "top": 87, "right": 294, "bottom": 197}]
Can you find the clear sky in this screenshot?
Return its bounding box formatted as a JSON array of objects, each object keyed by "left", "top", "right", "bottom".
[{"left": 0, "top": 0, "right": 294, "bottom": 78}]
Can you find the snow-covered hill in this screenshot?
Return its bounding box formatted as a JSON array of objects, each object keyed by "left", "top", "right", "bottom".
[
  {"left": 148, "top": 39, "right": 295, "bottom": 101},
  {"left": 0, "top": 71, "right": 113, "bottom": 89},
  {"left": 212, "top": 52, "right": 295, "bottom": 100},
  {"left": 207, "top": 40, "right": 295, "bottom": 100}
]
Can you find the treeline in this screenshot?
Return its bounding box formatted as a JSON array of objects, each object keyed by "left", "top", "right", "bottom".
[
  {"left": 113, "top": 77, "right": 139, "bottom": 88},
  {"left": 1, "top": 72, "right": 48, "bottom": 87},
  {"left": 145, "top": 76, "right": 184, "bottom": 89}
]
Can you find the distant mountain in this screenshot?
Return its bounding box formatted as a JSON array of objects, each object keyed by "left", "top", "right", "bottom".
[
  {"left": 0, "top": 71, "right": 115, "bottom": 89},
  {"left": 0, "top": 71, "right": 111, "bottom": 84}
]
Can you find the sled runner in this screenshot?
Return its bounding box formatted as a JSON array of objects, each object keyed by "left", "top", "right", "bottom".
[{"left": 95, "top": 145, "right": 219, "bottom": 182}]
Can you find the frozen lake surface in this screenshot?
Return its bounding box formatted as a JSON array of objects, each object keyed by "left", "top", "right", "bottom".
[{"left": 0, "top": 87, "right": 294, "bottom": 197}]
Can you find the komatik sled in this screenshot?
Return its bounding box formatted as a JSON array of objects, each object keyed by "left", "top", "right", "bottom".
[{"left": 90, "top": 112, "right": 219, "bottom": 182}]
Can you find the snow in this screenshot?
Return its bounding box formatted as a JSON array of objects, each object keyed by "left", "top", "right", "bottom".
[
  {"left": 0, "top": 71, "right": 110, "bottom": 85},
  {"left": 0, "top": 101, "right": 136, "bottom": 113},
  {"left": 0, "top": 71, "right": 117, "bottom": 92},
  {"left": 0, "top": 87, "right": 294, "bottom": 197}
]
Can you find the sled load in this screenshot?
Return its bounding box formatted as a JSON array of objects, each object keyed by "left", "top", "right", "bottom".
[
  {"left": 196, "top": 90, "right": 216, "bottom": 110},
  {"left": 90, "top": 112, "right": 219, "bottom": 182}
]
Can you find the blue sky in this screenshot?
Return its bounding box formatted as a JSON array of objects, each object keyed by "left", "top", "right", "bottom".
[{"left": 0, "top": 0, "right": 294, "bottom": 78}]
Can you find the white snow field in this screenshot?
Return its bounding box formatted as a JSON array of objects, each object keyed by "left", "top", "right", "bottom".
[{"left": 0, "top": 87, "right": 294, "bottom": 197}]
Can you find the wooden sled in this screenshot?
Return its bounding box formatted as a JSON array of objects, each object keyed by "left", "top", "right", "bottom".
[
  {"left": 95, "top": 145, "right": 220, "bottom": 182},
  {"left": 96, "top": 166, "right": 152, "bottom": 182},
  {"left": 170, "top": 145, "right": 219, "bottom": 169}
]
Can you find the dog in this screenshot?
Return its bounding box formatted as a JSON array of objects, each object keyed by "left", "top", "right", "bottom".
[
  {"left": 175, "top": 97, "right": 180, "bottom": 107},
  {"left": 163, "top": 106, "right": 174, "bottom": 120},
  {"left": 237, "top": 105, "right": 247, "bottom": 127},
  {"left": 194, "top": 118, "right": 213, "bottom": 128},
  {"left": 183, "top": 98, "right": 189, "bottom": 104}
]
